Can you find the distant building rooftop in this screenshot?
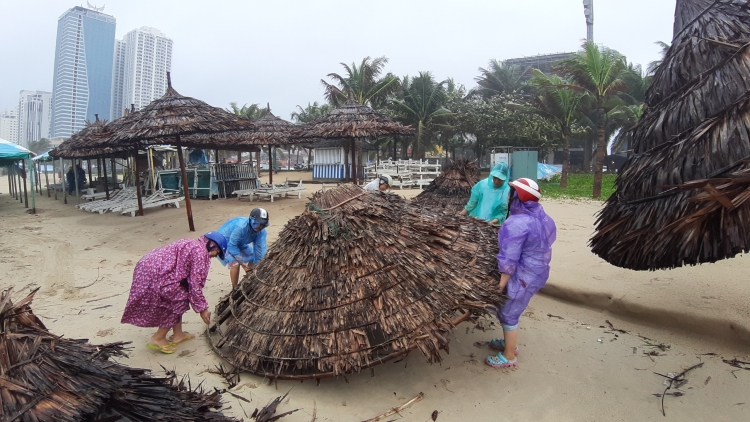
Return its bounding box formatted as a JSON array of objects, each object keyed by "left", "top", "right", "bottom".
[{"left": 503, "top": 52, "right": 576, "bottom": 79}]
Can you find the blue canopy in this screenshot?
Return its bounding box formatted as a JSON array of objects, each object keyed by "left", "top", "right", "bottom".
[
  {"left": 31, "top": 149, "right": 54, "bottom": 162},
  {"left": 0, "top": 138, "right": 32, "bottom": 164}
]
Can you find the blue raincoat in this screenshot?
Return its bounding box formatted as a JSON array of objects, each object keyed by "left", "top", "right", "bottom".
[
  {"left": 464, "top": 162, "right": 511, "bottom": 224},
  {"left": 217, "top": 217, "right": 268, "bottom": 267},
  {"left": 496, "top": 196, "right": 557, "bottom": 326}
]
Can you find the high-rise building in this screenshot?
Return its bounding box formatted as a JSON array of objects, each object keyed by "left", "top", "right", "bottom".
[
  {"left": 18, "top": 90, "right": 52, "bottom": 147},
  {"left": 503, "top": 52, "right": 576, "bottom": 81},
  {"left": 110, "top": 39, "right": 126, "bottom": 119},
  {"left": 0, "top": 109, "right": 19, "bottom": 143},
  {"left": 111, "top": 27, "right": 173, "bottom": 119},
  {"left": 50, "top": 6, "right": 116, "bottom": 138}
]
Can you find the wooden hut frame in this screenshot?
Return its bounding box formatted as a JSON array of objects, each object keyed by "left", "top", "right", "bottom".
[
  {"left": 591, "top": 0, "right": 750, "bottom": 270},
  {"left": 208, "top": 184, "right": 503, "bottom": 380}
]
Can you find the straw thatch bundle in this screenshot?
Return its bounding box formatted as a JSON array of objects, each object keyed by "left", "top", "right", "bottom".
[
  {"left": 294, "top": 100, "right": 414, "bottom": 140},
  {"left": 590, "top": 0, "right": 750, "bottom": 270},
  {"left": 209, "top": 184, "right": 503, "bottom": 379},
  {"left": 412, "top": 158, "right": 479, "bottom": 213},
  {"left": 0, "top": 288, "right": 237, "bottom": 422}
]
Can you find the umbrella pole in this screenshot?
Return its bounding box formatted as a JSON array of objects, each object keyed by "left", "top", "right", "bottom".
[
  {"left": 87, "top": 159, "right": 93, "bottom": 188},
  {"left": 268, "top": 145, "right": 273, "bottom": 184},
  {"left": 37, "top": 162, "right": 42, "bottom": 194},
  {"left": 133, "top": 149, "right": 144, "bottom": 217},
  {"left": 256, "top": 150, "right": 261, "bottom": 182},
  {"left": 44, "top": 160, "right": 50, "bottom": 197},
  {"left": 176, "top": 141, "right": 195, "bottom": 232},
  {"left": 5, "top": 165, "right": 11, "bottom": 197},
  {"left": 103, "top": 157, "right": 110, "bottom": 200},
  {"left": 62, "top": 159, "right": 67, "bottom": 204},
  {"left": 53, "top": 159, "right": 58, "bottom": 200},
  {"left": 29, "top": 159, "right": 36, "bottom": 214},
  {"left": 73, "top": 160, "right": 80, "bottom": 203},
  {"left": 16, "top": 162, "right": 23, "bottom": 202},
  {"left": 21, "top": 159, "right": 29, "bottom": 209},
  {"left": 148, "top": 147, "right": 156, "bottom": 193},
  {"left": 351, "top": 138, "right": 358, "bottom": 185},
  {"left": 111, "top": 158, "right": 117, "bottom": 186}
]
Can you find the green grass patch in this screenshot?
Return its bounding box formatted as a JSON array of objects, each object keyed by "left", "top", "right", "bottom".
[{"left": 539, "top": 173, "right": 617, "bottom": 201}]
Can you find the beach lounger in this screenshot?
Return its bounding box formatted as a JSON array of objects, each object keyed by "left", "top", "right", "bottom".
[
  {"left": 235, "top": 179, "right": 305, "bottom": 202},
  {"left": 119, "top": 190, "right": 184, "bottom": 217},
  {"left": 77, "top": 188, "right": 135, "bottom": 214}
]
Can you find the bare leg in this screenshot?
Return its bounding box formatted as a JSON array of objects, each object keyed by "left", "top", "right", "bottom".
[
  {"left": 502, "top": 329, "right": 518, "bottom": 361},
  {"left": 151, "top": 327, "right": 173, "bottom": 349},
  {"left": 169, "top": 315, "right": 191, "bottom": 344},
  {"left": 229, "top": 264, "right": 240, "bottom": 289}
]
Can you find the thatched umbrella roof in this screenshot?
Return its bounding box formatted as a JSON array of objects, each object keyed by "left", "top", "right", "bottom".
[
  {"left": 208, "top": 184, "right": 503, "bottom": 380},
  {"left": 590, "top": 0, "right": 750, "bottom": 270},
  {"left": 412, "top": 158, "right": 479, "bottom": 213},
  {"left": 0, "top": 288, "right": 237, "bottom": 422},
  {"left": 50, "top": 117, "right": 131, "bottom": 159},
  {"left": 243, "top": 110, "right": 297, "bottom": 145},
  {"left": 294, "top": 100, "right": 414, "bottom": 140}
]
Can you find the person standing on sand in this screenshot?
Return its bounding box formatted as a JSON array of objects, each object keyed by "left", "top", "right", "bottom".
[
  {"left": 217, "top": 208, "right": 269, "bottom": 289},
  {"left": 121, "top": 232, "right": 228, "bottom": 354},
  {"left": 460, "top": 162, "right": 511, "bottom": 225},
  {"left": 486, "top": 178, "right": 556, "bottom": 368}
]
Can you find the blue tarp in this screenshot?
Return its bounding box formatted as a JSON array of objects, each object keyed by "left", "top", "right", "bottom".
[
  {"left": 0, "top": 138, "right": 32, "bottom": 164},
  {"left": 31, "top": 149, "right": 54, "bottom": 162},
  {"left": 538, "top": 163, "right": 562, "bottom": 181}
]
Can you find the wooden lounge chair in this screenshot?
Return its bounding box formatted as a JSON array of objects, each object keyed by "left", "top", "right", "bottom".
[{"left": 119, "top": 190, "right": 184, "bottom": 217}]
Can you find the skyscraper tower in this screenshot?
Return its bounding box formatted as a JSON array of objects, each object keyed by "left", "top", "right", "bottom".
[
  {"left": 18, "top": 90, "right": 52, "bottom": 147},
  {"left": 50, "top": 5, "right": 116, "bottom": 138},
  {"left": 583, "top": 0, "right": 594, "bottom": 42},
  {"left": 111, "top": 27, "right": 173, "bottom": 119}
]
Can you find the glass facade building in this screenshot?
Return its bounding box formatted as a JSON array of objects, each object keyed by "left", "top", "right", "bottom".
[{"left": 50, "top": 6, "right": 116, "bottom": 138}]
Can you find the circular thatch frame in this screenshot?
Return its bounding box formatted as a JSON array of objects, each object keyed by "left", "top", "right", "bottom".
[
  {"left": 412, "top": 158, "right": 479, "bottom": 213},
  {"left": 208, "top": 185, "right": 502, "bottom": 380}
]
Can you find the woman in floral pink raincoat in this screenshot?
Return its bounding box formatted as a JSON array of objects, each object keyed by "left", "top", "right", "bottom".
[{"left": 121, "top": 232, "right": 227, "bottom": 354}]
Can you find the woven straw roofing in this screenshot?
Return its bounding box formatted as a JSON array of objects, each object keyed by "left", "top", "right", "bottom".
[
  {"left": 294, "top": 100, "right": 415, "bottom": 140},
  {"left": 0, "top": 288, "right": 236, "bottom": 422},
  {"left": 412, "top": 158, "right": 479, "bottom": 213},
  {"left": 243, "top": 111, "right": 298, "bottom": 145},
  {"left": 209, "top": 184, "right": 503, "bottom": 379},
  {"left": 591, "top": 0, "right": 750, "bottom": 270},
  {"left": 50, "top": 119, "right": 130, "bottom": 159}
]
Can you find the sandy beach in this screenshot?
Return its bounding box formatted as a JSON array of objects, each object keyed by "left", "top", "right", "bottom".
[{"left": 1, "top": 172, "right": 748, "bottom": 421}]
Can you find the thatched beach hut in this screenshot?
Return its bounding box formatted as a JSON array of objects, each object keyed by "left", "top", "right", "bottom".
[
  {"left": 208, "top": 184, "right": 503, "bottom": 380},
  {"left": 0, "top": 288, "right": 236, "bottom": 422},
  {"left": 590, "top": 0, "right": 750, "bottom": 270},
  {"left": 412, "top": 158, "right": 479, "bottom": 213}
]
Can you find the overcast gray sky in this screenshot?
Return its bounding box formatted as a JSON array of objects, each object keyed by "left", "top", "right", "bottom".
[{"left": 0, "top": 0, "right": 676, "bottom": 120}]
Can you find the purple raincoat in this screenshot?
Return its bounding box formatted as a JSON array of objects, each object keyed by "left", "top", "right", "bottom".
[{"left": 496, "top": 198, "right": 556, "bottom": 326}]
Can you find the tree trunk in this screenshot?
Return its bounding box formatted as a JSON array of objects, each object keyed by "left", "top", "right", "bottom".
[
  {"left": 561, "top": 130, "right": 571, "bottom": 189},
  {"left": 583, "top": 137, "right": 593, "bottom": 172},
  {"left": 592, "top": 109, "right": 606, "bottom": 198}
]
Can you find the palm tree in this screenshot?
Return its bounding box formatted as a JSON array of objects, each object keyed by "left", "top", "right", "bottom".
[
  {"left": 556, "top": 42, "right": 628, "bottom": 198},
  {"left": 607, "top": 104, "right": 643, "bottom": 153},
  {"left": 472, "top": 60, "right": 528, "bottom": 98},
  {"left": 620, "top": 63, "right": 651, "bottom": 105},
  {"left": 390, "top": 72, "right": 452, "bottom": 159},
  {"left": 321, "top": 56, "right": 401, "bottom": 108},
  {"left": 227, "top": 102, "right": 266, "bottom": 120},
  {"left": 647, "top": 41, "right": 671, "bottom": 75},
  {"left": 290, "top": 102, "right": 333, "bottom": 123},
  {"left": 530, "top": 70, "right": 586, "bottom": 188}
]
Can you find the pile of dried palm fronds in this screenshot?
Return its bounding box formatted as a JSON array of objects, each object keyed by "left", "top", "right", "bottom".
[
  {"left": 412, "top": 158, "right": 479, "bottom": 213},
  {"left": 590, "top": 0, "right": 750, "bottom": 270},
  {"left": 0, "top": 288, "right": 237, "bottom": 422},
  {"left": 209, "top": 184, "right": 503, "bottom": 380}
]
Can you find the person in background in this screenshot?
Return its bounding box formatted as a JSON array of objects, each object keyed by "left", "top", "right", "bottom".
[
  {"left": 66, "top": 166, "right": 76, "bottom": 194},
  {"left": 460, "top": 162, "right": 511, "bottom": 225},
  {"left": 121, "top": 232, "right": 228, "bottom": 354},
  {"left": 217, "top": 208, "right": 269, "bottom": 289},
  {"left": 364, "top": 174, "right": 393, "bottom": 192},
  {"left": 76, "top": 164, "right": 86, "bottom": 191},
  {"left": 485, "top": 178, "right": 556, "bottom": 369}
]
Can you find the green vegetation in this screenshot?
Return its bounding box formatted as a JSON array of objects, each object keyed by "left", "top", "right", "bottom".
[{"left": 540, "top": 173, "right": 617, "bottom": 201}]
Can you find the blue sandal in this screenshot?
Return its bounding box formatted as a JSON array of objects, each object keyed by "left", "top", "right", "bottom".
[
  {"left": 485, "top": 353, "right": 518, "bottom": 368},
  {"left": 489, "top": 338, "right": 519, "bottom": 355}
]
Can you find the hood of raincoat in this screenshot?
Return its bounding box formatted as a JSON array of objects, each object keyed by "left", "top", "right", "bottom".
[{"left": 489, "top": 162, "right": 509, "bottom": 183}]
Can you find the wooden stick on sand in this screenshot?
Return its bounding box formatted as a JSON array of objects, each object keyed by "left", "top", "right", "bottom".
[{"left": 362, "top": 392, "right": 425, "bottom": 422}]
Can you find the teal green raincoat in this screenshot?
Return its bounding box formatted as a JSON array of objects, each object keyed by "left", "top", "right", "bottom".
[{"left": 464, "top": 162, "right": 511, "bottom": 224}]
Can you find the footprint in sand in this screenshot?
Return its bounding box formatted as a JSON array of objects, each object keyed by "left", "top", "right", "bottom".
[
  {"left": 96, "top": 328, "right": 115, "bottom": 337},
  {"left": 179, "top": 349, "right": 195, "bottom": 358}
]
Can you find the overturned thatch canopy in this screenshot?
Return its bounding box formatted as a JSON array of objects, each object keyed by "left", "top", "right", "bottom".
[
  {"left": 208, "top": 184, "right": 503, "bottom": 379},
  {"left": 294, "top": 100, "right": 415, "bottom": 140},
  {"left": 412, "top": 158, "right": 479, "bottom": 213},
  {"left": 0, "top": 288, "right": 237, "bottom": 422},
  {"left": 590, "top": 0, "right": 750, "bottom": 270}
]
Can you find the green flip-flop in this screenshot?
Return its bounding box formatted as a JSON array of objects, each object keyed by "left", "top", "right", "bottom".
[{"left": 146, "top": 343, "right": 176, "bottom": 354}]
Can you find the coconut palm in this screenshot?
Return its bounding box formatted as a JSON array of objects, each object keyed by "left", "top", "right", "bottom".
[
  {"left": 321, "top": 56, "right": 401, "bottom": 108},
  {"left": 290, "top": 102, "right": 333, "bottom": 123},
  {"left": 390, "top": 72, "right": 452, "bottom": 159},
  {"left": 26, "top": 138, "right": 52, "bottom": 155},
  {"left": 647, "top": 41, "right": 671, "bottom": 76},
  {"left": 472, "top": 60, "right": 528, "bottom": 98},
  {"left": 530, "top": 70, "right": 586, "bottom": 188},
  {"left": 227, "top": 102, "right": 266, "bottom": 120},
  {"left": 556, "top": 42, "right": 628, "bottom": 198}
]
